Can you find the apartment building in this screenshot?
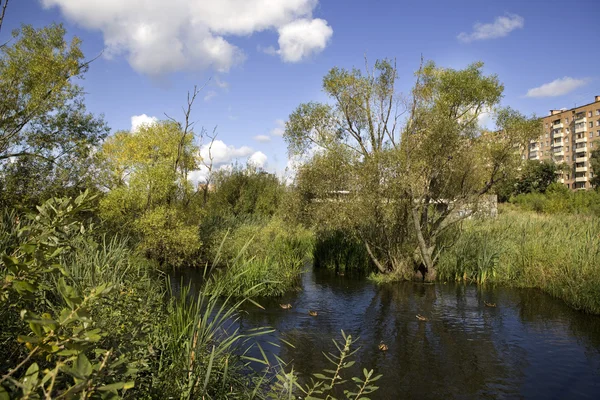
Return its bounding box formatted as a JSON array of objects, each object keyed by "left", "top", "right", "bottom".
[{"left": 526, "top": 95, "right": 600, "bottom": 190}]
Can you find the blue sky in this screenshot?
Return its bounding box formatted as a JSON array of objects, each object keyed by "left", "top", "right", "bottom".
[{"left": 2, "top": 0, "right": 599, "bottom": 178}]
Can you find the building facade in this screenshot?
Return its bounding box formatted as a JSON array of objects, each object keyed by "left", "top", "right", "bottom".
[{"left": 526, "top": 95, "right": 600, "bottom": 190}]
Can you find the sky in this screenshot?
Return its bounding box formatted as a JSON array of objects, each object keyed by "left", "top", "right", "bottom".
[{"left": 2, "top": 0, "right": 599, "bottom": 179}]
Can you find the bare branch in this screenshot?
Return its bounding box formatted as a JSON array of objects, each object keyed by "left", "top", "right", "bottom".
[{"left": 0, "top": 0, "right": 9, "bottom": 34}]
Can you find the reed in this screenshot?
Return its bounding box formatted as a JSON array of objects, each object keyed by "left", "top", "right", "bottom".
[{"left": 437, "top": 209, "right": 600, "bottom": 314}]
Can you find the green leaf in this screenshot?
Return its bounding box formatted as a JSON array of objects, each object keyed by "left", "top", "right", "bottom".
[
  {"left": 0, "top": 386, "right": 9, "bottom": 400},
  {"left": 76, "top": 353, "right": 93, "bottom": 377}
]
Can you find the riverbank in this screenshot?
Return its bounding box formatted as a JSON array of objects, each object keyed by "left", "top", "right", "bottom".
[{"left": 435, "top": 208, "right": 600, "bottom": 314}]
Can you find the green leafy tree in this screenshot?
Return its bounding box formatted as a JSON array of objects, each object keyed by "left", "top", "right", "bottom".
[
  {"left": 0, "top": 21, "right": 109, "bottom": 206},
  {"left": 590, "top": 148, "right": 600, "bottom": 189},
  {"left": 515, "top": 160, "right": 558, "bottom": 195},
  {"left": 206, "top": 164, "right": 283, "bottom": 218},
  {"left": 285, "top": 58, "right": 541, "bottom": 279},
  {"left": 98, "top": 118, "right": 202, "bottom": 267}
]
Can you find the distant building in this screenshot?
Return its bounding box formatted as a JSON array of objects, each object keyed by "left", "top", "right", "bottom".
[{"left": 525, "top": 95, "right": 600, "bottom": 190}]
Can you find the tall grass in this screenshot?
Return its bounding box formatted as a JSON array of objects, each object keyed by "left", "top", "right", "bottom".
[
  {"left": 206, "top": 217, "right": 315, "bottom": 297},
  {"left": 437, "top": 209, "right": 600, "bottom": 314}
]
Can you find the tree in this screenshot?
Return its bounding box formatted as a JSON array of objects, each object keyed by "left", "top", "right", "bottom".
[
  {"left": 0, "top": 21, "right": 108, "bottom": 206},
  {"left": 590, "top": 149, "right": 600, "bottom": 189},
  {"left": 98, "top": 119, "right": 202, "bottom": 267},
  {"left": 285, "top": 58, "right": 540, "bottom": 280},
  {"left": 515, "top": 160, "right": 558, "bottom": 195}
]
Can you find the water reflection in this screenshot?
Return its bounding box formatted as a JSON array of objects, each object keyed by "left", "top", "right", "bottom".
[{"left": 177, "top": 268, "right": 600, "bottom": 399}]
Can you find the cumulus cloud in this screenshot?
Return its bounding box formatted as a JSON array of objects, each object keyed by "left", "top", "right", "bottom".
[
  {"left": 458, "top": 14, "right": 524, "bottom": 43},
  {"left": 254, "top": 135, "right": 271, "bottom": 143},
  {"left": 477, "top": 107, "right": 494, "bottom": 129},
  {"left": 248, "top": 151, "right": 268, "bottom": 168},
  {"left": 271, "top": 18, "right": 333, "bottom": 62},
  {"left": 131, "top": 114, "right": 157, "bottom": 132},
  {"left": 270, "top": 119, "right": 286, "bottom": 136},
  {"left": 188, "top": 164, "right": 231, "bottom": 183},
  {"left": 41, "top": 0, "right": 332, "bottom": 75},
  {"left": 525, "top": 77, "right": 590, "bottom": 98},
  {"left": 200, "top": 139, "right": 253, "bottom": 165}
]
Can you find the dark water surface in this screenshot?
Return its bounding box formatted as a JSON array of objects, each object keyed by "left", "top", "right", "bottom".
[{"left": 175, "top": 268, "right": 600, "bottom": 399}]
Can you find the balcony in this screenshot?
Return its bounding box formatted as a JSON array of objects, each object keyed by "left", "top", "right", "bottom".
[
  {"left": 529, "top": 153, "right": 539, "bottom": 160},
  {"left": 575, "top": 124, "right": 586, "bottom": 133},
  {"left": 558, "top": 178, "right": 565, "bottom": 184},
  {"left": 553, "top": 130, "right": 565, "bottom": 138},
  {"left": 576, "top": 166, "right": 588, "bottom": 173},
  {"left": 552, "top": 147, "right": 564, "bottom": 156},
  {"left": 576, "top": 156, "right": 588, "bottom": 162},
  {"left": 575, "top": 136, "right": 588, "bottom": 143},
  {"left": 575, "top": 115, "right": 587, "bottom": 122},
  {"left": 553, "top": 123, "right": 564, "bottom": 129},
  {"left": 575, "top": 146, "right": 588, "bottom": 153},
  {"left": 575, "top": 176, "right": 588, "bottom": 183}
]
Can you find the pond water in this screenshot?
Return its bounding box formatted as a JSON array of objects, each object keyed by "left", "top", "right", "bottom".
[{"left": 175, "top": 267, "right": 600, "bottom": 399}]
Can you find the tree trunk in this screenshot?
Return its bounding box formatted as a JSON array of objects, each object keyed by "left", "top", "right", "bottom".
[
  {"left": 411, "top": 206, "right": 436, "bottom": 281},
  {"left": 362, "top": 238, "right": 387, "bottom": 274}
]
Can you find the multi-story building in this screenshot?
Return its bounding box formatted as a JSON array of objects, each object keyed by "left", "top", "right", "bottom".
[{"left": 526, "top": 95, "right": 600, "bottom": 190}]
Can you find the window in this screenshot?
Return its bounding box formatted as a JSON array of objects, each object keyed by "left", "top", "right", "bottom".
[
  {"left": 590, "top": 131, "right": 594, "bottom": 138},
  {"left": 596, "top": 109, "right": 600, "bottom": 116},
  {"left": 597, "top": 130, "right": 600, "bottom": 137},
  {"left": 566, "top": 118, "right": 569, "bottom": 123},
  {"left": 590, "top": 122, "right": 594, "bottom": 128},
  {"left": 596, "top": 120, "right": 600, "bottom": 126},
  {"left": 545, "top": 123, "right": 549, "bottom": 128},
  {"left": 567, "top": 128, "right": 570, "bottom": 133},
  {"left": 589, "top": 111, "right": 593, "bottom": 118},
  {"left": 566, "top": 146, "right": 570, "bottom": 152},
  {"left": 592, "top": 142, "right": 595, "bottom": 148}
]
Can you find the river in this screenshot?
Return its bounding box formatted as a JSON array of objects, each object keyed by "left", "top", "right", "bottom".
[{"left": 174, "top": 267, "right": 600, "bottom": 399}]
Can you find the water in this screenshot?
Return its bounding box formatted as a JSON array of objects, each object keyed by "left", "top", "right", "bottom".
[{"left": 175, "top": 268, "right": 600, "bottom": 399}]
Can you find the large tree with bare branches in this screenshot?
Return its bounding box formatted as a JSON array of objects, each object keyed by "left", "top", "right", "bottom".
[{"left": 285, "top": 58, "right": 541, "bottom": 280}]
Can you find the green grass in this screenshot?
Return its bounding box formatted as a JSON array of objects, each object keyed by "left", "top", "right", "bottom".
[
  {"left": 437, "top": 208, "right": 600, "bottom": 314},
  {"left": 205, "top": 217, "right": 315, "bottom": 297}
]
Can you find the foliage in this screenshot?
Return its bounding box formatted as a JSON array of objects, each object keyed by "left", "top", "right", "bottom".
[
  {"left": 313, "top": 229, "right": 372, "bottom": 274},
  {"left": 590, "top": 148, "right": 600, "bottom": 189},
  {"left": 510, "top": 186, "right": 600, "bottom": 216},
  {"left": 285, "top": 58, "right": 541, "bottom": 279},
  {"left": 0, "top": 23, "right": 109, "bottom": 207},
  {"left": 496, "top": 160, "right": 559, "bottom": 201},
  {"left": 0, "top": 191, "right": 135, "bottom": 398},
  {"left": 205, "top": 165, "right": 284, "bottom": 219},
  {"left": 437, "top": 208, "right": 600, "bottom": 314},
  {"left": 270, "top": 331, "right": 381, "bottom": 400},
  {"left": 98, "top": 120, "right": 202, "bottom": 267},
  {"left": 206, "top": 217, "right": 315, "bottom": 297}
]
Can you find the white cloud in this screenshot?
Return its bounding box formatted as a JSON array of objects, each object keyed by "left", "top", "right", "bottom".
[
  {"left": 248, "top": 151, "right": 268, "bottom": 168},
  {"left": 131, "top": 114, "right": 157, "bottom": 132},
  {"left": 273, "top": 18, "right": 333, "bottom": 62},
  {"left": 42, "top": 0, "right": 332, "bottom": 75},
  {"left": 204, "top": 90, "right": 217, "bottom": 102},
  {"left": 477, "top": 107, "right": 494, "bottom": 129},
  {"left": 458, "top": 14, "right": 524, "bottom": 43},
  {"left": 200, "top": 139, "right": 253, "bottom": 165},
  {"left": 270, "top": 119, "right": 286, "bottom": 136},
  {"left": 254, "top": 135, "right": 271, "bottom": 143},
  {"left": 188, "top": 163, "right": 231, "bottom": 183},
  {"left": 214, "top": 76, "right": 229, "bottom": 89},
  {"left": 525, "top": 77, "right": 590, "bottom": 98}
]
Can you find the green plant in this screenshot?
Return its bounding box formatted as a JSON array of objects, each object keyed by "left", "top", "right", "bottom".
[
  {"left": 0, "top": 191, "right": 136, "bottom": 398},
  {"left": 269, "top": 331, "right": 381, "bottom": 399}
]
